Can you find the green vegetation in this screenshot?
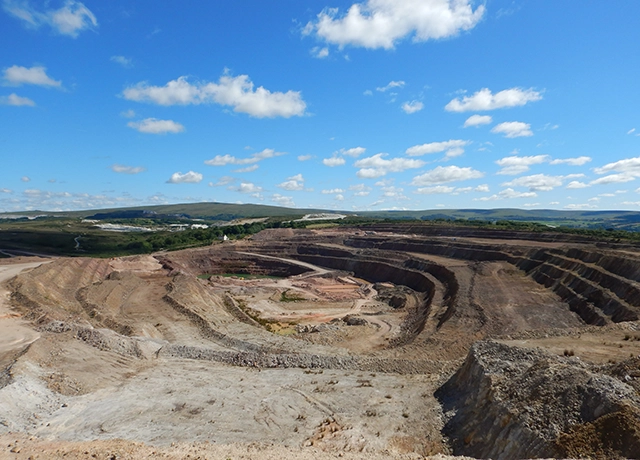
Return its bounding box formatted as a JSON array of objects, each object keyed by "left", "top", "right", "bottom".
[
  {"left": 4, "top": 203, "right": 640, "bottom": 258},
  {"left": 280, "top": 289, "right": 305, "bottom": 302}
]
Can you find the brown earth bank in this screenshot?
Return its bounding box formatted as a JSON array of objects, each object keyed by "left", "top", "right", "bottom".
[{"left": 1, "top": 226, "right": 640, "bottom": 459}]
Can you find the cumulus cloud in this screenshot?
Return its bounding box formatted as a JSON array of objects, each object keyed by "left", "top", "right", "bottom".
[
  {"left": 234, "top": 182, "right": 263, "bottom": 194},
  {"left": 446, "top": 87, "right": 542, "bottom": 112},
  {"left": 350, "top": 183, "right": 371, "bottom": 196},
  {"left": 110, "top": 55, "right": 132, "bottom": 68},
  {"left": 122, "top": 73, "right": 306, "bottom": 118},
  {"left": 502, "top": 174, "right": 564, "bottom": 192},
  {"left": 0, "top": 188, "right": 12, "bottom": 193},
  {"left": 550, "top": 156, "right": 592, "bottom": 166},
  {"left": 594, "top": 156, "right": 640, "bottom": 176},
  {"left": 564, "top": 203, "right": 598, "bottom": 210},
  {"left": 495, "top": 155, "right": 550, "bottom": 175},
  {"left": 21, "top": 176, "right": 30, "bottom": 182},
  {"left": 566, "top": 181, "right": 589, "bottom": 189},
  {"left": 167, "top": 171, "right": 203, "bottom": 184},
  {"left": 406, "top": 139, "right": 469, "bottom": 157},
  {"left": 355, "top": 153, "right": 424, "bottom": 178},
  {"left": 376, "top": 81, "right": 405, "bottom": 92},
  {"left": 474, "top": 188, "right": 537, "bottom": 201},
  {"left": 475, "top": 184, "right": 490, "bottom": 192},
  {"left": 205, "top": 148, "right": 285, "bottom": 166},
  {"left": 3, "top": 65, "right": 61, "bottom": 87},
  {"left": 298, "top": 154, "right": 313, "bottom": 161},
  {"left": 322, "top": 188, "right": 344, "bottom": 194},
  {"left": 305, "top": 0, "right": 485, "bottom": 50},
  {"left": 234, "top": 164, "right": 259, "bottom": 173},
  {"left": 111, "top": 164, "right": 146, "bottom": 174},
  {"left": 381, "top": 186, "right": 408, "bottom": 200},
  {"left": 271, "top": 194, "right": 295, "bottom": 207},
  {"left": 590, "top": 174, "right": 636, "bottom": 185},
  {"left": 278, "top": 174, "right": 305, "bottom": 191},
  {"left": 3, "top": 0, "right": 97, "bottom": 37},
  {"left": 491, "top": 121, "right": 533, "bottom": 138},
  {"left": 411, "top": 165, "right": 483, "bottom": 185},
  {"left": 323, "top": 156, "right": 346, "bottom": 167},
  {"left": 339, "top": 146, "right": 366, "bottom": 157},
  {"left": 414, "top": 185, "right": 455, "bottom": 194},
  {"left": 127, "top": 118, "right": 185, "bottom": 134},
  {"left": 401, "top": 100, "right": 424, "bottom": 114},
  {"left": 0, "top": 93, "right": 35, "bottom": 106},
  {"left": 463, "top": 114, "right": 492, "bottom": 127}
]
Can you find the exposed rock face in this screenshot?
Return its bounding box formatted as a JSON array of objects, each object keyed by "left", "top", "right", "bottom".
[{"left": 436, "top": 341, "right": 640, "bottom": 460}]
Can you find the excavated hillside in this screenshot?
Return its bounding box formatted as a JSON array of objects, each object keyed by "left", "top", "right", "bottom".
[{"left": 1, "top": 226, "right": 640, "bottom": 459}]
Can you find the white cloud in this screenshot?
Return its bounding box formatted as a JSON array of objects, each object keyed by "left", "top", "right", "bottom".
[
  {"left": 340, "top": 146, "right": 366, "bottom": 157},
  {"left": 234, "top": 164, "right": 259, "bottom": 173},
  {"left": 311, "top": 46, "right": 329, "bottom": 58},
  {"left": 594, "top": 156, "right": 640, "bottom": 176},
  {"left": 235, "top": 182, "right": 263, "bottom": 194},
  {"left": 0, "top": 188, "right": 12, "bottom": 193},
  {"left": 127, "top": 118, "right": 185, "bottom": 134},
  {"left": 401, "top": 100, "right": 424, "bottom": 114},
  {"left": 355, "top": 153, "right": 424, "bottom": 178},
  {"left": 350, "top": 184, "right": 371, "bottom": 196},
  {"left": 381, "top": 186, "right": 407, "bottom": 199},
  {"left": 3, "top": 65, "right": 61, "bottom": 87},
  {"left": 21, "top": 176, "right": 30, "bottom": 182},
  {"left": 463, "top": 114, "right": 492, "bottom": 127},
  {"left": 278, "top": 174, "right": 305, "bottom": 191},
  {"left": 475, "top": 188, "right": 537, "bottom": 201},
  {"left": 406, "top": 139, "right": 469, "bottom": 157},
  {"left": 322, "top": 188, "right": 344, "bottom": 194},
  {"left": 415, "top": 185, "right": 455, "bottom": 194},
  {"left": 305, "top": 0, "right": 485, "bottom": 50},
  {"left": 298, "top": 154, "right": 313, "bottom": 161},
  {"left": 502, "top": 174, "right": 564, "bottom": 192},
  {"left": 120, "top": 109, "right": 136, "bottom": 118},
  {"left": 495, "top": 155, "right": 549, "bottom": 175},
  {"left": 3, "top": 0, "right": 97, "bottom": 37},
  {"left": 566, "top": 181, "right": 589, "bottom": 189},
  {"left": 627, "top": 128, "right": 636, "bottom": 135},
  {"left": 0, "top": 93, "right": 35, "bottom": 106},
  {"left": 110, "top": 55, "right": 132, "bottom": 68},
  {"left": 376, "top": 81, "right": 405, "bottom": 92},
  {"left": 491, "top": 121, "right": 533, "bottom": 138},
  {"left": 122, "top": 73, "right": 306, "bottom": 118},
  {"left": 445, "top": 87, "right": 542, "bottom": 112},
  {"left": 271, "top": 194, "right": 295, "bottom": 207},
  {"left": 167, "top": 171, "right": 203, "bottom": 184},
  {"left": 323, "top": 156, "right": 346, "bottom": 167},
  {"left": 411, "top": 165, "right": 483, "bottom": 185},
  {"left": 590, "top": 174, "right": 636, "bottom": 185},
  {"left": 550, "top": 156, "right": 592, "bottom": 166},
  {"left": 205, "top": 148, "right": 285, "bottom": 166},
  {"left": 475, "top": 184, "right": 490, "bottom": 192},
  {"left": 334, "top": 194, "right": 345, "bottom": 201},
  {"left": 111, "top": 164, "right": 146, "bottom": 174},
  {"left": 209, "top": 176, "right": 234, "bottom": 187}
]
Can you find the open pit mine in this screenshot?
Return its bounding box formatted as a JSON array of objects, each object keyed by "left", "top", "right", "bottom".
[{"left": 1, "top": 225, "right": 640, "bottom": 459}]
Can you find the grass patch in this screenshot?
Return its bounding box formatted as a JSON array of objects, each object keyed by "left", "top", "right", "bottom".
[{"left": 280, "top": 289, "right": 305, "bottom": 302}]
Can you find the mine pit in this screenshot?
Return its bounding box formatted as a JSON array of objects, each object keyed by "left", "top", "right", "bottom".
[{"left": 2, "top": 226, "right": 640, "bottom": 459}]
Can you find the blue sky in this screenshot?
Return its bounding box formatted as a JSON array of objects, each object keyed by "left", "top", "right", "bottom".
[{"left": 1, "top": 0, "right": 640, "bottom": 213}]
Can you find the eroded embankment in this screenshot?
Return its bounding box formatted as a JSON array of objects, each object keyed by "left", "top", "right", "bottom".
[{"left": 436, "top": 341, "right": 640, "bottom": 460}]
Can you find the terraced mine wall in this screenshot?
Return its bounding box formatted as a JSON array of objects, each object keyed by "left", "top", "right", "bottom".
[
  {"left": 345, "top": 235, "right": 640, "bottom": 327},
  {"left": 436, "top": 341, "right": 640, "bottom": 460},
  {"left": 155, "top": 250, "right": 310, "bottom": 278}
]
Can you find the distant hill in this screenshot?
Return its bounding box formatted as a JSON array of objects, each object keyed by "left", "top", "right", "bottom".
[{"left": 3, "top": 203, "right": 640, "bottom": 230}]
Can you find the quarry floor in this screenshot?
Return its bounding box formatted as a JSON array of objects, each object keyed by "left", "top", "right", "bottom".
[{"left": 1, "top": 228, "right": 640, "bottom": 459}]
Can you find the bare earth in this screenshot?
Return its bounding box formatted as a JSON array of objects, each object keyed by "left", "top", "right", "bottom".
[{"left": 1, "top": 228, "right": 639, "bottom": 459}]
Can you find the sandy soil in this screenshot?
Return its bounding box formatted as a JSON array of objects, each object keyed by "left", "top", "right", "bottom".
[{"left": 2, "top": 229, "right": 639, "bottom": 459}]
